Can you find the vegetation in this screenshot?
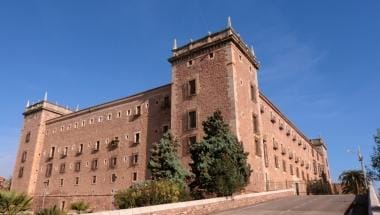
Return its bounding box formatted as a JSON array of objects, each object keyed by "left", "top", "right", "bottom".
[
  {"left": 307, "top": 172, "right": 332, "bottom": 195},
  {"left": 339, "top": 170, "right": 368, "bottom": 195},
  {"left": 189, "top": 111, "right": 251, "bottom": 198},
  {"left": 114, "top": 180, "right": 187, "bottom": 209},
  {"left": 70, "top": 200, "right": 89, "bottom": 214},
  {"left": 370, "top": 129, "right": 380, "bottom": 180},
  {"left": 148, "top": 132, "right": 190, "bottom": 185},
  {"left": 0, "top": 190, "right": 32, "bottom": 215},
  {"left": 36, "top": 205, "right": 66, "bottom": 215}
]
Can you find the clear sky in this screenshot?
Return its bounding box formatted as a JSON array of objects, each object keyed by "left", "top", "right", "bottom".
[{"left": 0, "top": 0, "right": 379, "bottom": 182}]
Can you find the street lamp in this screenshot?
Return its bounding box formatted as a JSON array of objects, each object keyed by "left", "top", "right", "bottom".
[{"left": 347, "top": 146, "right": 368, "bottom": 189}]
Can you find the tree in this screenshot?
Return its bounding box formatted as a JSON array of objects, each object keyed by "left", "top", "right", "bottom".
[
  {"left": 148, "top": 132, "right": 190, "bottom": 184},
  {"left": 370, "top": 129, "right": 380, "bottom": 180},
  {"left": 189, "top": 111, "right": 251, "bottom": 198},
  {"left": 0, "top": 190, "right": 32, "bottom": 215},
  {"left": 36, "top": 205, "right": 67, "bottom": 215},
  {"left": 70, "top": 201, "right": 89, "bottom": 214},
  {"left": 339, "top": 170, "right": 368, "bottom": 195}
]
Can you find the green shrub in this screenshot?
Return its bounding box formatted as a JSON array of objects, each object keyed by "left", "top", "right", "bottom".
[
  {"left": 115, "top": 180, "right": 187, "bottom": 209},
  {"left": 36, "top": 205, "right": 66, "bottom": 215},
  {"left": 0, "top": 190, "right": 32, "bottom": 215},
  {"left": 70, "top": 201, "right": 89, "bottom": 214}
]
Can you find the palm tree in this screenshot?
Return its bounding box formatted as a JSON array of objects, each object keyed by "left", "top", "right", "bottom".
[
  {"left": 339, "top": 170, "right": 368, "bottom": 195},
  {"left": 36, "top": 205, "right": 67, "bottom": 215},
  {"left": 0, "top": 190, "right": 32, "bottom": 215},
  {"left": 70, "top": 201, "right": 89, "bottom": 214}
]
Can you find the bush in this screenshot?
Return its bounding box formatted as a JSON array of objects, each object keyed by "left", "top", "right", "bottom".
[
  {"left": 114, "top": 180, "right": 188, "bottom": 209},
  {"left": 70, "top": 201, "right": 89, "bottom": 214},
  {"left": 0, "top": 190, "right": 32, "bottom": 215},
  {"left": 36, "top": 205, "right": 66, "bottom": 215},
  {"left": 307, "top": 180, "right": 331, "bottom": 195}
]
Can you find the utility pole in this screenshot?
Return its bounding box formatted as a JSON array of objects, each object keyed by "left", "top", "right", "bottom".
[{"left": 357, "top": 146, "right": 368, "bottom": 189}]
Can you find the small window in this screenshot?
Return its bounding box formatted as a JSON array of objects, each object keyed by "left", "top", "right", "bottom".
[
  {"left": 188, "top": 79, "right": 196, "bottom": 96},
  {"left": 282, "top": 160, "right": 287, "bottom": 172},
  {"left": 290, "top": 164, "right": 294, "bottom": 175},
  {"left": 49, "top": 147, "right": 55, "bottom": 158},
  {"left": 81, "top": 120, "right": 85, "bottom": 127},
  {"left": 21, "top": 151, "right": 27, "bottom": 162},
  {"left": 263, "top": 143, "right": 268, "bottom": 167},
  {"left": 61, "top": 201, "right": 65, "bottom": 211},
  {"left": 117, "top": 111, "right": 121, "bottom": 118},
  {"left": 239, "top": 55, "right": 242, "bottom": 61},
  {"left": 163, "top": 96, "right": 170, "bottom": 109},
  {"left": 92, "top": 176, "right": 97, "bottom": 184},
  {"left": 25, "top": 132, "right": 31, "bottom": 143},
  {"left": 74, "top": 123, "right": 78, "bottom": 128},
  {"left": 209, "top": 52, "right": 214, "bottom": 59},
  {"left": 274, "top": 155, "right": 279, "bottom": 168},
  {"left": 61, "top": 126, "right": 64, "bottom": 132},
  {"left": 110, "top": 157, "right": 117, "bottom": 168},
  {"left": 250, "top": 85, "right": 257, "bottom": 103},
  {"left": 127, "top": 109, "right": 131, "bottom": 116},
  {"left": 98, "top": 116, "right": 103, "bottom": 122},
  {"left": 89, "top": 118, "right": 94, "bottom": 124},
  {"left": 111, "top": 173, "right": 117, "bottom": 183},
  {"left": 91, "top": 159, "right": 98, "bottom": 170},
  {"left": 18, "top": 167, "right": 24, "bottom": 178},
  {"left": 187, "top": 60, "right": 193, "bottom": 67},
  {"left": 75, "top": 161, "right": 81, "bottom": 172},
  {"left": 60, "top": 178, "right": 64, "bottom": 187},
  {"left": 75, "top": 177, "right": 79, "bottom": 185},
  {"left": 94, "top": 141, "right": 100, "bottom": 152},
  {"left": 135, "top": 106, "right": 141, "bottom": 116},
  {"left": 132, "top": 172, "right": 137, "bottom": 182},
  {"left": 188, "top": 111, "right": 197, "bottom": 129},
  {"left": 77, "top": 144, "right": 83, "bottom": 155},
  {"left": 134, "top": 132, "right": 140, "bottom": 144},
  {"left": 46, "top": 163, "right": 53, "bottom": 177},
  {"left": 132, "top": 154, "right": 138, "bottom": 165},
  {"left": 62, "top": 147, "right": 68, "bottom": 157},
  {"left": 252, "top": 114, "right": 259, "bottom": 134},
  {"left": 59, "top": 163, "right": 66, "bottom": 174},
  {"left": 107, "top": 113, "right": 112, "bottom": 120}
]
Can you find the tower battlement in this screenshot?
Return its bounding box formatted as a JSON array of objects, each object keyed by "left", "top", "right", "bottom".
[{"left": 24, "top": 101, "right": 73, "bottom": 116}]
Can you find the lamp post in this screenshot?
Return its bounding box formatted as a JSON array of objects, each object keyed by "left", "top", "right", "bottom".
[{"left": 347, "top": 146, "right": 368, "bottom": 189}]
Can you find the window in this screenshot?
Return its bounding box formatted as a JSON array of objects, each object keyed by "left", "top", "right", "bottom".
[
  {"left": 75, "top": 161, "right": 81, "bottom": 172},
  {"left": 250, "top": 85, "right": 257, "bottom": 102},
  {"left": 92, "top": 176, "right": 97, "bottom": 184},
  {"left": 62, "top": 147, "right": 68, "bottom": 158},
  {"left": 274, "top": 155, "right": 279, "bottom": 168},
  {"left": 98, "top": 116, "right": 103, "bottom": 122},
  {"left": 252, "top": 114, "right": 259, "bottom": 134},
  {"left": 187, "top": 60, "right": 193, "bottom": 67},
  {"left": 25, "top": 132, "right": 31, "bottom": 143},
  {"left": 162, "top": 125, "right": 169, "bottom": 134},
  {"left": 49, "top": 147, "right": 55, "bottom": 158},
  {"left": 59, "top": 163, "right": 65, "bottom": 174},
  {"left": 127, "top": 109, "right": 131, "bottom": 116},
  {"left": 81, "top": 120, "right": 85, "bottom": 127},
  {"left": 209, "top": 52, "right": 214, "bottom": 59},
  {"left": 74, "top": 122, "right": 78, "bottom": 128},
  {"left": 117, "top": 111, "right": 121, "bottom": 118},
  {"left": 282, "top": 160, "right": 287, "bottom": 172},
  {"left": 163, "top": 96, "right": 170, "bottom": 109},
  {"left": 188, "top": 111, "right": 197, "bottom": 129},
  {"left": 188, "top": 79, "right": 196, "bottom": 96},
  {"left": 132, "top": 154, "right": 138, "bottom": 165},
  {"left": 60, "top": 178, "right": 64, "bottom": 186},
  {"left": 134, "top": 132, "right": 140, "bottom": 144},
  {"left": 111, "top": 173, "right": 117, "bottom": 183},
  {"left": 21, "top": 151, "right": 27, "bottom": 162},
  {"left": 296, "top": 167, "right": 300, "bottom": 178},
  {"left": 18, "top": 167, "right": 24, "bottom": 178},
  {"left": 110, "top": 157, "right": 117, "bottom": 168},
  {"left": 89, "top": 118, "right": 94, "bottom": 124},
  {"left": 75, "top": 177, "right": 79, "bottom": 185},
  {"left": 132, "top": 172, "right": 137, "bottom": 182},
  {"left": 255, "top": 139, "right": 261, "bottom": 156},
  {"left": 93, "top": 141, "right": 100, "bottom": 152},
  {"left": 290, "top": 164, "right": 294, "bottom": 175},
  {"left": 107, "top": 113, "right": 112, "bottom": 120},
  {"left": 91, "top": 159, "right": 98, "bottom": 170},
  {"left": 135, "top": 106, "right": 141, "bottom": 116},
  {"left": 263, "top": 143, "right": 269, "bottom": 167},
  {"left": 46, "top": 163, "right": 53, "bottom": 177},
  {"left": 61, "top": 201, "right": 65, "bottom": 211}
]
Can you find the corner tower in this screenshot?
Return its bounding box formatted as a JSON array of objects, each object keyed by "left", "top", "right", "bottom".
[
  {"left": 169, "top": 22, "right": 266, "bottom": 191},
  {"left": 11, "top": 100, "right": 72, "bottom": 195}
]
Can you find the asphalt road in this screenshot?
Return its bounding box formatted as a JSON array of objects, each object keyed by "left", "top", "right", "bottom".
[{"left": 213, "top": 195, "right": 355, "bottom": 215}]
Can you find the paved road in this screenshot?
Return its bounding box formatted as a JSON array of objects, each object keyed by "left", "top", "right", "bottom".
[{"left": 213, "top": 195, "right": 355, "bottom": 215}]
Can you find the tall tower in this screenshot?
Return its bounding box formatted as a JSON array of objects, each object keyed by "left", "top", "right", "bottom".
[
  {"left": 169, "top": 22, "right": 266, "bottom": 191},
  {"left": 11, "top": 100, "right": 72, "bottom": 195}
]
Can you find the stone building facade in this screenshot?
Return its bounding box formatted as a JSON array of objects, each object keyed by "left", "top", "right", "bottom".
[{"left": 11, "top": 25, "right": 331, "bottom": 211}]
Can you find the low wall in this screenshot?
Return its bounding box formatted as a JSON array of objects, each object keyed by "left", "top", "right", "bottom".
[{"left": 84, "top": 189, "right": 294, "bottom": 215}]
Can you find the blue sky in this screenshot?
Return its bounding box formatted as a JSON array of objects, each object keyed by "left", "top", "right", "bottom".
[{"left": 0, "top": 1, "right": 379, "bottom": 182}]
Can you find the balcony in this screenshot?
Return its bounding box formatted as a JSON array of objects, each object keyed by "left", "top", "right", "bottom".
[{"left": 107, "top": 139, "right": 119, "bottom": 151}]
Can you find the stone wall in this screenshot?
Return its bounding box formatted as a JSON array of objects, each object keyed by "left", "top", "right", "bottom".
[{"left": 84, "top": 189, "right": 294, "bottom": 215}]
